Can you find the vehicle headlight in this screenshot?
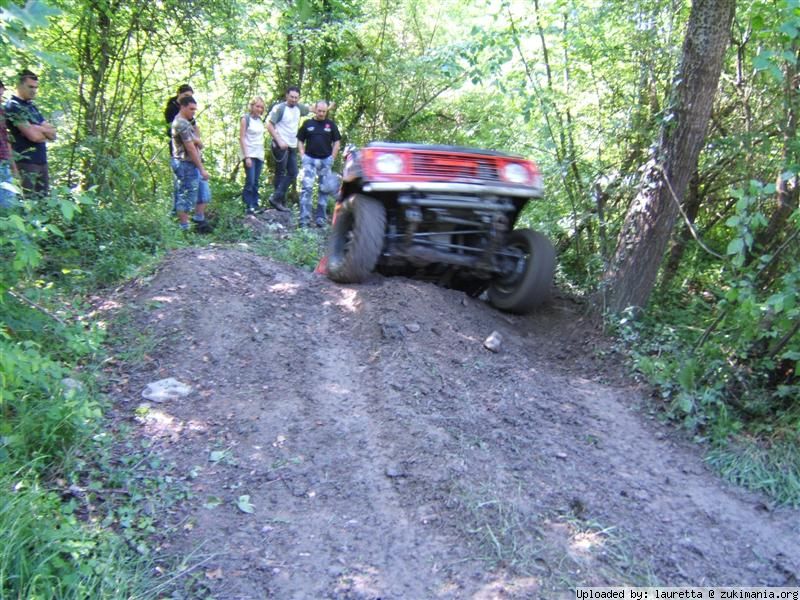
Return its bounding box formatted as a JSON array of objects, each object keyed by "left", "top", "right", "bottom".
[
  {"left": 501, "top": 162, "right": 531, "bottom": 184},
  {"left": 374, "top": 152, "right": 405, "bottom": 174}
]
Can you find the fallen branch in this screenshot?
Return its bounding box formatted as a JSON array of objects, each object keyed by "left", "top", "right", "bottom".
[{"left": 6, "top": 289, "right": 68, "bottom": 327}]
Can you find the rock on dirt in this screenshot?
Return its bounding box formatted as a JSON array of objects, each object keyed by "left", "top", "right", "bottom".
[
  {"left": 141, "top": 377, "right": 192, "bottom": 403},
  {"left": 483, "top": 330, "right": 503, "bottom": 353}
]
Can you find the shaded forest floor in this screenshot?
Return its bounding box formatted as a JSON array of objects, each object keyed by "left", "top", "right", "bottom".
[{"left": 101, "top": 244, "right": 800, "bottom": 598}]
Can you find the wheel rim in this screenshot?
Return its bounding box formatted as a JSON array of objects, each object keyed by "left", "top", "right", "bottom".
[{"left": 494, "top": 244, "right": 529, "bottom": 294}]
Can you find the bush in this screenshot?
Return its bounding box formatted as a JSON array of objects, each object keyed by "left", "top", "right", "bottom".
[{"left": 32, "top": 187, "right": 179, "bottom": 289}]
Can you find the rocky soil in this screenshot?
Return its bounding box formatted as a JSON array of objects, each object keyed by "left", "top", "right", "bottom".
[{"left": 102, "top": 242, "right": 800, "bottom": 599}]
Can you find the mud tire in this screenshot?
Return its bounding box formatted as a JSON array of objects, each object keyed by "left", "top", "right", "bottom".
[
  {"left": 326, "top": 194, "right": 387, "bottom": 283},
  {"left": 488, "top": 229, "right": 555, "bottom": 314}
]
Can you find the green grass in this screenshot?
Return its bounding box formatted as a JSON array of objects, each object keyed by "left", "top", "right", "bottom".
[
  {"left": 106, "top": 306, "right": 166, "bottom": 366},
  {"left": 35, "top": 191, "right": 182, "bottom": 290},
  {"left": 0, "top": 364, "right": 200, "bottom": 598},
  {"left": 449, "top": 484, "right": 655, "bottom": 591},
  {"left": 0, "top": 343, "right": 189, "bottom": 599},
  {"left": 254, "top": 227, "right": 327, "bottom": 270},
  {"left": 189, "top": 181, "right": 328, "bottom": 270},
  {"left": 706, "top": 437, "right": 800, "bottom": 507},
  {"left": 0, "top": 463, "right": 158, "bottom": 599}
]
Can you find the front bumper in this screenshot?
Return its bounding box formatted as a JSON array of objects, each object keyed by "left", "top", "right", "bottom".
[{"left": 361, "top": 180, "right": 543, "bottom": 199}]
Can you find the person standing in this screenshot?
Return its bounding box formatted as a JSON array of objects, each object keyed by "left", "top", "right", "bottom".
[
  {"left": 171, "top": 96, "right": 210, "bottom": 232},
  {"left": 0, "top": 79, "right": 19, "bottom": 208},
  {"left": 239, "top": 97, "right": 266, "bottom": 215},
  {"left": 164, "top": 84, "right": 194, "bottom": 150},
  {"left": 297, "top": 101, "right": 341, "bottom": 228},
  {"left": 265, "top": 86, "right": 310, "bottom": 212},
  {"left": 165, "top": 84, "right": 194, "bottom": 213},
  {"left": 4, "top": 69, "right": 56, "bottom": 198}
]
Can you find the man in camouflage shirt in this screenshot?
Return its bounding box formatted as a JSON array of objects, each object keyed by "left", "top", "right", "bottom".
[{"left": 171, "top": 96, "right": 210, "bottom": 232}]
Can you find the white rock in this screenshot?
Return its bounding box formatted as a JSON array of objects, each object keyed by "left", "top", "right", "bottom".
[
  {"left": 483, "top": 331, "right": 503, "bottom": 353},
  {"left": 141, "top": 378, "right": 192, "bottom": 403}
]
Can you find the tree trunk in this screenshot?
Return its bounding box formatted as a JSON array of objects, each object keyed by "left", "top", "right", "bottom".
[{"left": 603, "top": 0, "right": 736, "bottom": 313}]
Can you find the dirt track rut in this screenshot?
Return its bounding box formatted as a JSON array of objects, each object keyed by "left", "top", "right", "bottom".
[{"left": 107, "top": 248, "right": 800, "bottom": 598}]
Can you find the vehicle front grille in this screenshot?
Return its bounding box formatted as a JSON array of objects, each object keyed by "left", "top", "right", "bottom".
[{"left": 410, "top": 152, "right": 499, "bottom": 182}]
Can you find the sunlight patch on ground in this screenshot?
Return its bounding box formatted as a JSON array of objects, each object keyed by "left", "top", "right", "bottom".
[
  {"left": 197, "top": 252, "right": 219, "bottom": 261},
  {"left": 135, "top": 406, "right": 184, "bottom": 441},
  {"left": 150, "top": 295, "right": 178, "bottom": 303},
  {"left": 86, "top": 298, "right": 122, "bottom": 328},
  {"left": 436, "top": 581, "right": 460, "bottom": 595},
  {"left": 570, "top": 529, "right": 607, "bottom": 556},
  {"left": 323, "top": 382, "right": 353, "bottom": 395},
  {"left": 543, "top": 518, "right": 618, "bottom": 578},
  {"left": 335, "top": 564, "right": 384, "bottom": 597},
  {"left": 94, "top": 299, "right": 122, "bottom": 311},
  {"left": 268, "top": 282, "right": 301, "bottom": 294},
  {"left": 248, "top": 449, "right": 265, "bottom": 462},
  {"left": 332, "top": 288, "right": 361, "bottom": 312},
  {"left": 187, "top": 419, "right": 209, "bottom": 433},
  {"left": 135, "top": 407, "right": 211, "bottom": 443}
]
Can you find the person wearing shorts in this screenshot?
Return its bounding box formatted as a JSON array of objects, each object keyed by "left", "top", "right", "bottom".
[{"left": 171, "top": 96, "right": 210, "bottom": 232}]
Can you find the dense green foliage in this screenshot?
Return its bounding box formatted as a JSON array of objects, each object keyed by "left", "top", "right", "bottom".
[
  {"left": 0, "top": 193, "right": 154, "bottom": 598},
  {"left": 1, "top": 0, "right": 799, "bottom": 592}
]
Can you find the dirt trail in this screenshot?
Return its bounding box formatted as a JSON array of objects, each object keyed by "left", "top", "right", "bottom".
[{"left": 105, "top": 247, "right": 800, "bottom": 599}]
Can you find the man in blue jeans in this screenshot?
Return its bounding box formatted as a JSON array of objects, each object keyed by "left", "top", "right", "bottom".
[
  {"left": 165, "top": 84, "right": 194, "bottom": 213},
  {"left": 297, "top": 101, "right": 341, "bottom": 228},
  {"left": 165, "top": 84, "right": 210, "bottom": 213},
  {"left": 171, "top": 96, "right": 210, "bottom": 232}
]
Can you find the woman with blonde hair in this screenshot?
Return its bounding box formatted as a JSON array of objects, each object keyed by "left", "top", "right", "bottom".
[{"left": 240, "top": 96, "right": 266, "bottom": 214}]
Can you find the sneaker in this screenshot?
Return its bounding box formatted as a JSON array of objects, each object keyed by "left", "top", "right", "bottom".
[
  {"left": 245, "top": 207, "right": 256, "bottom": 216},
  {"left": 315, "top": 219, "right": 326, "bottom": 228},
  {"left": 298, "top": 221, "right": 310, "bottom": 229}
]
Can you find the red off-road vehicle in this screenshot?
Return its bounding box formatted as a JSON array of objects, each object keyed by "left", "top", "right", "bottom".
[{"left": 325, "top": 142, "right": 556, "bottom": 314}]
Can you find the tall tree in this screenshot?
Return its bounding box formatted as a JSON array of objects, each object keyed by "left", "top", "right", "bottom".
[{"left": 603, "top": 0, "right": 736, "bottom": 313}]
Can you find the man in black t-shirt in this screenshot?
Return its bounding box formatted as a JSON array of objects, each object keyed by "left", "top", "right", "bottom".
[
  {"left": 296, "top": 101, "right": 341, "bottom": 228},
  {"left": 5, "top": 70, "right": 57, "bottom": 198}
]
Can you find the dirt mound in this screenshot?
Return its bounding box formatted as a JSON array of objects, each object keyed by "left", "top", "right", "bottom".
[{"left": 105, "top": 247, "right": 800, "bottom": 598}]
